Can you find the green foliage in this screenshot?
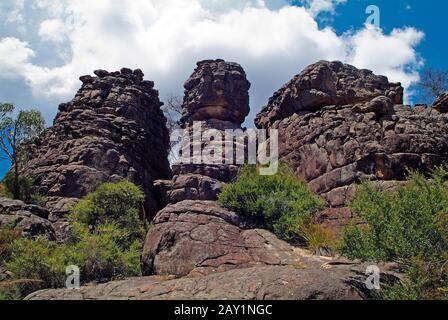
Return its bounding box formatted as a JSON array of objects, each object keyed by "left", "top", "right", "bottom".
[
  {"left": 2, "top": 181, "right": 146, "bottom": 299},
  {"left": 0, "top": 228, "right": 22, "bottom": 265},
  {"left": 69, "top": 180, "right": 146, "bottom": 244},
  {"left": 1, "top": 172, "right": 34, "bottom": 203},
  {"left": 6, "top": 237, "right": 67, "bottom": 295},
  {"left": 383, "top": 255, "right": 448, "bottom": 300},
  {"left": 218, "top": 164, "right": 324, "bottom": 242},
  {"left": 338, "top": 167, "right": 448, "bottom": 300}
]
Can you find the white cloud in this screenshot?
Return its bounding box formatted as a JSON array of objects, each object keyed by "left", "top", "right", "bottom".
[
  {"left": 347, "top": 25, "right": 424, "bottom": 90},
  {"left": 0, "top": 37, "right": 35, "bottom": 78},
  {"left": 38, "top": 18, "right": 67, "bottom": 42},
  {"left": 0, "top": 0, "right": 424, "bottom": 118}
]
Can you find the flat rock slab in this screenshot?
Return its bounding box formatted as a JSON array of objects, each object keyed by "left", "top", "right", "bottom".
[{"left": 26, "top": 261, "right": 392, "bottom": 300}]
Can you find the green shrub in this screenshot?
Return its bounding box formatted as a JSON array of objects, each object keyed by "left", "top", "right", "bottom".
[
  {"left": 6, "top": 237, "right": 67, "bottom": 296},
  {"left": 383, "top": 255, "right": 448, "bottom": 300},
  {"left": 3, "top": 181, "right": 146, "bottom": 298},
  {"left": 218, "top": 164, "right": 325, "bottom": 242},
  {"left": 70, "top": 180, "right": 145, "bottom": 243},
  {"left": 0, "top": 228, "right": 22, "bottom": 265},
  {"left": 338, "top": 167, "right": 448, "bottom": 300},
  {"left": 67, "top": 221, "right": 142, "bottom": 282},
  {"left": 339, "top": 169, "right": 448, "bottom": 262},
  {"left": 0, "top": 172, "right": 47, "bottom": 206}
]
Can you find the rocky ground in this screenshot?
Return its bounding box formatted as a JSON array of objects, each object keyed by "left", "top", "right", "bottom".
[{"left": 26, "top": 250, "right": 400, "bottom": 300}]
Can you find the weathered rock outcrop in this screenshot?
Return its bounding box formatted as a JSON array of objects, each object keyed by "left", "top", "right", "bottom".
[
  {"left": 255, "top": 60, "right": 403, "bottom": 129},
  {"left": 0, "top": 198, "right": 55, "bottom": 240},
  {"left": 26, "top": 255, "right": 401, "bottom": 300},
  {"left": 22, "top": 69, "right": 172, "bottom": 239},
  {"left": 256, "top": 61, "right": 448, "bottom": 206}
]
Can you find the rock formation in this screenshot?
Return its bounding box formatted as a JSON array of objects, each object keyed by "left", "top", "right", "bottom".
[
  {"left": 180, "top": 59, "right": 250, "bottom": 127},
  {"left": 0, "top": 198, "right": 55, "bottom": 240},
  {"left": 21, "top": 59, "right": 413, "bottom": 301},
  {"left": 138, "top": 60, "right": 399, "bottom": 302},
  {"left": 256, "top": 61, "right": 448, "bottom": 207},
  {"left": 22, "top": 68, "right": 172, "bottom": 240},
  {"left": 142, "top": 59, "right": 265, "bottom": 276}
]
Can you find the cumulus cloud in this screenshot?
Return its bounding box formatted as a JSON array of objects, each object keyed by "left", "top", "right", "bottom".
[
  {"left": 0, "top": 0, "right": 424, "bottom": 121},
  {"left": 346, "top": 25, "right": 424, "bottom": 89}
]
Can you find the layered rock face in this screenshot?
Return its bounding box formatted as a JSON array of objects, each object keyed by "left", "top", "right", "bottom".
[
  {"left": 256, "top": 61, "right": 448, "bottom": 206},
  {"left": 24, "top": 60, "right": 409, "bottom": 300},
  {"left": 22, "top": 69, "right": 171, "bottom": 239}
]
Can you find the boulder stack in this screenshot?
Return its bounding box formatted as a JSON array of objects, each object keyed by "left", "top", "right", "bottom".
[
  {"left": 142, "top": 60, "right": 311, "bottom": 277},
  {"left": 22, "top": 68, "right": 172, "bottom": 240}
]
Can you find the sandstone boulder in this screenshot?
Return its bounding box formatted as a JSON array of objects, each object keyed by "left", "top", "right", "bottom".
[
  {"left": 255, "top": 60, "right": 403, "bottom": 129},
  {"left": 142, "top": 200, "right": 304, "bottom": 277}
]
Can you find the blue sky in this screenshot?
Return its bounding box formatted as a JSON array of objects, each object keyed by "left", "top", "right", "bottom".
[
  {"left": 333, "top": 0, "right": 445, "bottom": 70},
  {"left": 0, "top": 0, "right": 446, "bottom": 178}
]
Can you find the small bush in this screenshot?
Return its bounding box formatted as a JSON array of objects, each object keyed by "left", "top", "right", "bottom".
[
  {"left": 70, "top": 180, "right": 145, "bottom": 243},
  {"left": 339, "top": 169, "right": 448, "bottom": 262},
  {"left": 6, "top": 237, "right": 67, "bottom": 296},
  {"left": 218, "top": 164, "right": 325, "bottom": 242},
  {"left": 0, "top": 172, "right": 46, "bottom": 206},
  {"left": 0, "top": 182, "right": 13, "bottom": 199},
  {"left": 338, "top": 167, "right": 448, "bottom": 300}
]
